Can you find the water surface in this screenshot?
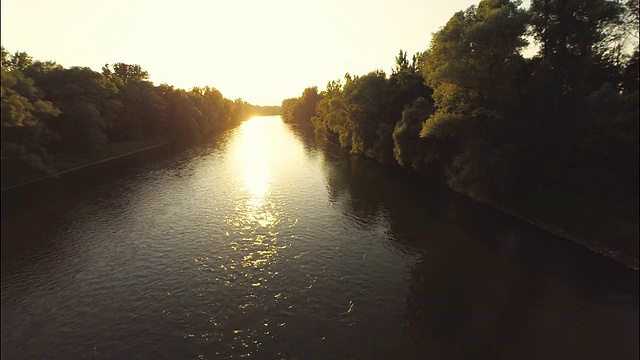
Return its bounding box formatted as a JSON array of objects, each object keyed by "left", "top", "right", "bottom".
[{"left": 2, "top": 116, "right": 638, "bottom": 359}]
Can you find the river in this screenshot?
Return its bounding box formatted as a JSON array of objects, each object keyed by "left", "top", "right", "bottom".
[{"left": 1, "top": 115, "right": 638, "bottom": 359}]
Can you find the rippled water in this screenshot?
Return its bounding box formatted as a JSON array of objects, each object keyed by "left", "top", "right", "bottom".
[{"left": 2, "top": 116, "right": 638, "bottom": 359}]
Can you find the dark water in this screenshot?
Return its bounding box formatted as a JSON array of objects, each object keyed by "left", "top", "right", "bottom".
[{"left": 2, "top": 116, "right": 638, "bottom": 359}]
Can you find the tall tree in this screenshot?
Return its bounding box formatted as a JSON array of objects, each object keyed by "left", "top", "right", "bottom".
[
  {"left": 420, "top": 0, "right": 529, "bottom": 198},
  {"left": 529, "top": 0, "right": 625, "bottom": 95},
  {"left": 26, "top": 66, "right": 121, "bottom": 151},
  {"left": 106, "top": 63, "right": 149, "bottom": 86},
  {"left": 392, "top": 97, "right": 433, "bottom": 170},
  {"left": 281, "top": 87, "right": 322, "bottom": 126},
  {"left": 1, "top": 52, "right": 60, "bottom": 182}
]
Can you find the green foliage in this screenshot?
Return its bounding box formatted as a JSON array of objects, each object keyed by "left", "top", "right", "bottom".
[
  {"left": 286, "top": 0, "right": 637, "bottom": 257},
  {"left": 310, "top": 59, "right": 432, "bottom": 164},
  {"left": 25, "top": 65, "right": 120, "bottom": 152},
  {"left": 247, "top": 104, "right": 281, "bottom": 117},
  {"left": 1, "top": 58, "right": 60, "bottom": 182},
  {"left": 1, "top": 0, "right": 638, "bottom": 254},
  {"left": 312, "top": 80, "right": 352, "bottom": 147},
  {"left": 60, "top": 102, "right": 108, "bottom": 151},
  {"left": 419, "top": 0, "right": 529, "bottom": 198},
  {"left": 112, "top": 80, "right": 166, "bottom": 140},
  {"left": 348, "top": 70, "right": 405, "bottom": 162},
  {"left": 1, "top": 48, "right": 33, "bottom": 71},
  {"left": 578, "top": 83, "right": 639, "bottom": 194},
  {"left": 1, "top": 47, "right": 263, "bottom": 187},
  {"left": 422, "top": 0, "right": 528, "bottom": 118},
  {"left": 393, "top": 97, "right": 433, "bottom": 170},
  {"left": 529, "top": 0, "right": 628, "bottom": 101},
  {"left": 104, "top": 63, "right": 149, "bottom": 86},
  {"left": 281, "top": 86, "right": 322, "bottom": 125},
  {"left": 621, "top": 49, "right": 639, "bottom": 93}
]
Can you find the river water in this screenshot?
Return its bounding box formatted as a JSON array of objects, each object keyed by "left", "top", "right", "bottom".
[{"left": 1, "top": 116, "right": 638, "bottom": 359}]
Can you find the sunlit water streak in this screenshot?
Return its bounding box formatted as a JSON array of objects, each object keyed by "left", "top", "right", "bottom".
[{"left": 1, "top": 116, "right": 638, "bottom": 359}]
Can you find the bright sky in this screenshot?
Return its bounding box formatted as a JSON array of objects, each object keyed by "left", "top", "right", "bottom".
[{"left": 1, "top": 0, "right": 530, "bottom": 106}]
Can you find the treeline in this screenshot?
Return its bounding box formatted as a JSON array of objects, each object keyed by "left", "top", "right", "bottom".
[
  {"left": 248, "top": 104, "right": 281, "bottom": 117},
  {"left": 1, "top": 48, "right": 279, "bottom": 187},
  {"left": 283, "top": 0, "right": 639, "bottom": 259}
]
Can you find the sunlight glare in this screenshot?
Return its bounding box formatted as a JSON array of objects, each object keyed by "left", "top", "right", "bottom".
[{"left": 238, "top": 116, "right": 272, "bottom": 207}]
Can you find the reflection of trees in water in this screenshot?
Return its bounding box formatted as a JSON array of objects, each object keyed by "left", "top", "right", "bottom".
[
  {"left": 319, "top": 141, "right": 464, "bottom": 247},
  {"left": 284, "top": 124, "right": 323, "bottom": 161},
  {"left": 315, "top": 144, "right": 554, "bottom": 357},
  {"left": 291, "top": 123, "right": 638, "bottom": 357},
  {"left": 405, "top": 230, "right": 549, "bottom": 358},
  {"left": 317, "top": 142, "right": 639, "bottom": 357}
]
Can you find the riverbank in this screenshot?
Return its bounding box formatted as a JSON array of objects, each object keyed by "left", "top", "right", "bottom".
[
  {"left": 4, "top": 122, "right": 637, "bottom": 271},
  {"left": 3, "top": 115, "right": 637, "bottom": 359},
  {"left": 1, "top": 138, "right": 168, "bottom": 192},
  {"left": 409, "top": 166, "right": 638, "bottom": 270},
  {"left": 313, "top": 131, "right": 639, "bottom": 271},
  {"left": 464, "top": 193, "right": 639, "bottom": 271},
  {"left": 412, "top": 165, "right": 639, "bottom": 270}
]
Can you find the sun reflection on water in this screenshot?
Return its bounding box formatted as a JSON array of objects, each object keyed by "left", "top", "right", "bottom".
[
  {"left": 193, "top": 116, "right": 305, "bottom": 355},
  {"left": 220, "top": 117, "right": 286, "bottom": 279},
  {"left": 238, "top": 117, "right": 272, "bottom": 209}
]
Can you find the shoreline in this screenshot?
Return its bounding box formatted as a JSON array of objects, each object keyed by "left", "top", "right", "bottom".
[
  {"left": 316, "top": 130, "right": 639, "bottom": 271},
  {"left": 3, "top": 130, "right": 637, "bottom": 271},
  {"left": 466, "top": 194, "right": 639, "bottom": 271},
  {"left": 1, "top": 142, "right": 169, "bottom": 193}
]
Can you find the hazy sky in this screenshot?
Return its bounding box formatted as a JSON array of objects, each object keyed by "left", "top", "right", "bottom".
[{"left": 2, "top": 0, "right": 530, "bottom": 106}]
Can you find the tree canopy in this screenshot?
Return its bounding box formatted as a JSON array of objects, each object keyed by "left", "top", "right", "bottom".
[
  {"left": 1, "top": 46, "right": 279, "bottom": 187},
  {"left": 281, "top": 0, "right": 638, "bottom": 257}
]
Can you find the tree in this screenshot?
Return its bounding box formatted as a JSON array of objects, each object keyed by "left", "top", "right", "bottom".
[
  {"left": 281, "top": 97, "right": 298, "bottom": 123},
  {"left": 341, "top": 70, "right": 392, "bottom": 160},
  {"left": 159, "top": 86, "right": 202, "bottom": 140},
  {"left": 312, "top": 79, "right": 351, "bottom": 147},
  {"left": 1, "top": 54, "right": 60, "bottom": 183},
  {"left": 111, "top": 80, "right": 165, "bottom": 140},
  {"left": 1, "top": 46, "right": 255, "bottom": 186},
  {"left": 57, "top": 102, "right": 108, "bottom": 151},
  {"left": 420, "top": 0, "right": 529, "bottom": 198},
  {"left": 189, "top": 86, "right": 229, "bottom": 133},
  {"left": 1, "top": 46, "right": 11, "bottom": 68},
  {"left": 529, "top": 0, "right": 625, "bottom": 96},
  {"left": 26, "top": 66, "right": 121, "bottom": 150},
  {"left": 2, "top": 50, "right": 33, "bottom": 71},
  {"left": 389, "top": 50, "right": 431, "bottom": 109},
  {"left": 106, "top": 63, "right": 149, "bottom": 85},
  {"left": 393, "top": 97, "right": 433, "bottom": 169},
  {"left": 281, "top": 86, "right": 322, "bottom": 126}
]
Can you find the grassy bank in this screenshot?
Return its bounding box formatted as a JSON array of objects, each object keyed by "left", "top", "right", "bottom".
[
  {"left": 1, "top": 137, "right": 168, "bottom": 191},
  {"left": 51, "top": 137, "right": 168, "bottom": 173},
  {"left": 472, "top": 190, "right": 639, "bottom": 270}
]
